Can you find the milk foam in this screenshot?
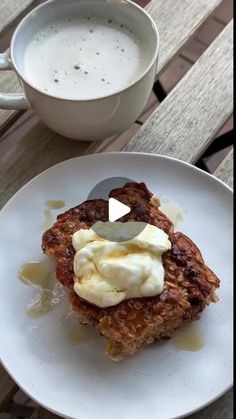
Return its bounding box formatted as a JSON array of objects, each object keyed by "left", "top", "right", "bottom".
[{"left": 23, "top": 16, "right": 149, "bottom": 100}]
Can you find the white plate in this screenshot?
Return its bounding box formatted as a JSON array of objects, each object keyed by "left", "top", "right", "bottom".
[{"left": 0, "top": 152, "right": 233, "bottom": 419}]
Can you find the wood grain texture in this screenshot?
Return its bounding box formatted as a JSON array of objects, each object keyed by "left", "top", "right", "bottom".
[
  {"left": 214, "top": 149, "right": 233, "bottom": 188},
  {"left": 0, "top": 121, "right": 90, "bottom": 208},
  {"left": 124, "top": 21, "right": 233, "bottom": 163},
  {"left": 0, "top": 70, "right": 23, "bottom": 131},
  {"left": 0, "top": 0, "right": 222, "bottom": 129},
  {"left": 0, "top": 0, "right": 34, "bottom": 34},
  {"left": 30, "top": 407, "right": 59, "bottom": 419},
  {"left": 0, "top": 364, "right": 18, "bottom": 410},
  {"left": 188, "top": 388, "right": 233, "bottom": 419},
  {"left": 146, "top": 0, "right": 222, "bottom": 74},
  {"left": 85, "top": 122, "right": 140, "bottom": 154},
  {"left": 0, "top": 0, "right": 34, "bottom": 130}
]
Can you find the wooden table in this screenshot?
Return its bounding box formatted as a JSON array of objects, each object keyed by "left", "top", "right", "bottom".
[{"left": 0, "top": 1, "right": 233, "bottom": 418}]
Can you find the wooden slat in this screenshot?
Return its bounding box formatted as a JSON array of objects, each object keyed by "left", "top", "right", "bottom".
[
  {"left": 188, "top": 388, "right": 233, "bottom": 419},
  {"left": 0, "top": 0, "right": 34, "bottom": 34},
  {"left": 0, "top": 0, "right": 222, "bottom": 129},
  {"left": 30, "top": 408, "right": 59, "bottom": 419},
  {"left": 214, "top": 149, "right": 233, "bottom": 188},
  {"left": 0, "top": 122, "right": 90, "bottom": 208},
  {"left": 0, "top": 0, "right": 35, "bottom": 131},
  {"left": 124, "top": 21, "right": 233, "bottom": 163},
  {"left": 0, "top": 364, "right": 18, "bottom": 411},
  {"left": 0, "top": 71, "right": 23, "bottom": 132},
  {"left": 145, "top": 0, "right": 222, "bottom": 74},
  {"left": 0, "top": 23, "right": 233, "bottom": 208}
]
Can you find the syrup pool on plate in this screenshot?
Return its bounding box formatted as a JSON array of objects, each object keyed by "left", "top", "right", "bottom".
[
  {"left": 172, "top": 325, "right": 204, "bottom": 351},
  {"left": 19, "top": 260, "right": 96, "bottom": 344},
  {"left": 43, "top": 199, "right": 66, "bottom": 230},
  {"left": 18, "top": 260, "right": 65, "bottom": 317},
  {"left": 159, "top": 201, "right": 184, "bottom": 230},
  {"left": 45, "top": 200, "right": 66, "bottom": 210},
  {"left": 59, "top": 313, "right": 98, "bottom": 345}
]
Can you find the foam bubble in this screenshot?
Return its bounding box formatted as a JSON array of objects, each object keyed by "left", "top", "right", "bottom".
[{"left": 23, "top": 16, "right": 149, "bottom": 99}]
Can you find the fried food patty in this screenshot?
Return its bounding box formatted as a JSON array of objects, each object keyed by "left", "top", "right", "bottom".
[{"left": 42, "top": 182, "right": 219, "bottom": 360}]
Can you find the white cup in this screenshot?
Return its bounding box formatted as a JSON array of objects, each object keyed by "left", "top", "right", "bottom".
[{"left": 0, "top": 0, "right": 159, "bottom": 141}]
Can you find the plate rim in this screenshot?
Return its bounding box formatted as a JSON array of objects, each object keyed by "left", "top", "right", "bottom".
[
  {"left": 0, "top": 357, "right": 233, "bottom": 419},
  {"left": 0, "top": 152, "right": 233, "bottom": 216},
  {"left": 0, "top": 151, "right": 233, "bottom": 419}
]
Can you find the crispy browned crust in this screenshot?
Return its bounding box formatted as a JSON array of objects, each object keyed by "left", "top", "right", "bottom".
[
  {"left": 42, "top": 182, "right": 173, "bottom": 288},
  {"left": 42, "top": 182, "right": 219, "bottom": 360}
]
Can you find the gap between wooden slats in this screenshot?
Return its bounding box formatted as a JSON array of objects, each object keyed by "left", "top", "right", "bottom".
[
  {"left": 0, "top": 365, "right": 18, "bottom": 411},
  {"left": 30, "top": 408, "right": 60, "bottom": 419},
  {"left": 214, "top": 149, "right": 233, "bottom": 189}
]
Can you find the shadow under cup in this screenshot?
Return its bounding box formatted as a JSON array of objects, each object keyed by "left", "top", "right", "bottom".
[{"left": 11, "top": 0, "right": 159, "bottom": 140}]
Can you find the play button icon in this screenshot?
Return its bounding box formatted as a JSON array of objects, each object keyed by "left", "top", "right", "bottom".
[
  {"left": 108, "top": 198, "right": 131, "bottom": 222},
  {"left": 87, "top": 176, "right": 148, "bottom": 241}
]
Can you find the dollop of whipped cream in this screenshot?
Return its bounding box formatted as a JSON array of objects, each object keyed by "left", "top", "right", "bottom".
[{"left": 72, "top": 222, "right": 171, "bottom": 308}]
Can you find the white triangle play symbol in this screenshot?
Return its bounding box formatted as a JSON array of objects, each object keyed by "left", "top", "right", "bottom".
[{"left": 108, "top": 198, "right": 131, "bottom": 222}]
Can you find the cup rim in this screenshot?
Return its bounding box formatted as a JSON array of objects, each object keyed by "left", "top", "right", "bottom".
[{"left": 10, "top": 0, "right": 159, "bottom": 102}]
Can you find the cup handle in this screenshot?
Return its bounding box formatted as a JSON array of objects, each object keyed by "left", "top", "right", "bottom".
[{"left": 0, "top": 52, "right": 31, "bottom": 110}]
